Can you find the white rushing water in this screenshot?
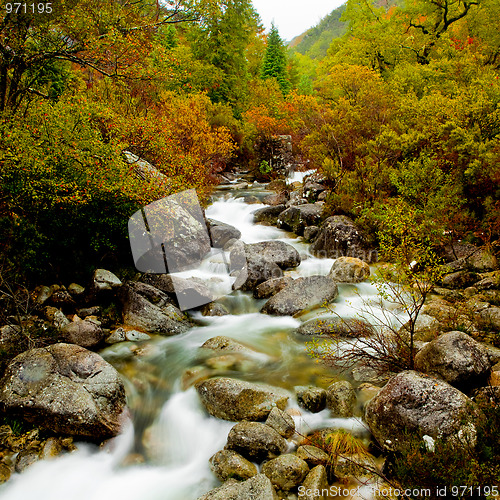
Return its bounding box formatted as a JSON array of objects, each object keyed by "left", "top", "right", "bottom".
[{"left": 0, "top": 193, "right": 406, "bottom": 500}]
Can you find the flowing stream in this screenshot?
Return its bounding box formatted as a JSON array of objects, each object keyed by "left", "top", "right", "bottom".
[{"left": 0, "top": 181, "right": 408, "bottom": 500}]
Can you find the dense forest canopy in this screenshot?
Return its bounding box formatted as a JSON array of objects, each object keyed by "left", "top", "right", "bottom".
[{"left": 0, "top": 0, "right": 499, "bottom": 282}]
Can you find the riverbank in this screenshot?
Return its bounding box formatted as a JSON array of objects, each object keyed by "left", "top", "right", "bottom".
[{"left": 0, "top": 173, "right": 499, "bottom": 499}]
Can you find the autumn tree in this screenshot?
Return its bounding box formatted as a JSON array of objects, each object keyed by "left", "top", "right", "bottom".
[{"left": 0, "top": 0, "right": 196, "bottom": 112}]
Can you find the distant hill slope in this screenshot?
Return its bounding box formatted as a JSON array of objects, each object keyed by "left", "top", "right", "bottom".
[{"left": 289, "top": 3, "right": 347, "bottom": 59}]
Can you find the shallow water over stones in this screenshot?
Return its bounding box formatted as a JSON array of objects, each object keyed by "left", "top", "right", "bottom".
[{"left": 0, "top": 188, "right": 405, "bottom": 500}]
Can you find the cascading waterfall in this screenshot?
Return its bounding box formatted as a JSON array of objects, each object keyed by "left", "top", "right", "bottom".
[{"left": 0, "top": 186, "right": 408, "bottom": 500}]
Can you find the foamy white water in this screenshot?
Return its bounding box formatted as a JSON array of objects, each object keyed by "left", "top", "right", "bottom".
[{"left": 0, "top": 189, "right": 408, "bottom": 500}]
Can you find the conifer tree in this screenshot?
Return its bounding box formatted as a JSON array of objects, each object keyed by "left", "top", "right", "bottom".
[{"left": 261, "top": 24, "right": 290, "bottom": 95}]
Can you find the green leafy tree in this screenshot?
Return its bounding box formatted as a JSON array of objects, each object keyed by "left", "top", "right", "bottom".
[
  {"left": 187, "top": 0, "right": 261, "bottom": 112},
  {"left": 261, "top": 24, "right": 290, "bottom": 95}
]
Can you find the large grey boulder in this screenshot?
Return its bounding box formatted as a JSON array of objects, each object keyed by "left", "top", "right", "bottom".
[
  {"left": 443, "top": 242, "right": 498, "bottom": 272},
  {"left": 478, "top": 307, "right": 500, "bottom": 330},
  {"left": 208, "top": 219, "right": 242, "bottom": 248},
  {"left": 277, "top": 204, "right": 324, "bottom": 236},
  {"left": 310, "top": 216, "right": 377, "bottom": 263},
  {"left": 365, "top": 371, "right": 479, "bottom": 452},
  {"left": 328, "top": 257, "right": 370, "bottom": 283},
  {"left": 0, "top": 344, "right": 126, "bottom": 439},
  {"left": 197, "top": 474, "right": 278, "bottom": 500},
  {"left": 441, "top": 270, "right": 479, "bottom": 289},
  {"left": 60, "top": 320, "right": 104, "bottom": 348},
  {"left": 139, "top": 274, "right": 215, "bottom": 310},
  {"left": 230, "top": 241, "right": 300, "bottom": 291},
  {"left": 226, "top": 422, "right": 287, "bottom": 462},
  {"left": 414, "top": 331, "right": 491, "bottom": 391},
  {"left": 262, "top": 454, "right": 309, "bottom": 490},
  {"left": 261, "top": 276, "right": 338, "bottom": 316},
  {"left": 209, "top": 450, "right": 258, "bottom": 482},
  {"left": 119, "top": 284, "right": 190, "bottom": 335},
  {"left": 253, "top": 205, "right": 286, "bottom": 226},
  {"left": 195, "top": 378, "right": 290, "bottom": 421},
  {"left": 244, "top": 241, "right": 301, "bottom": 269}
]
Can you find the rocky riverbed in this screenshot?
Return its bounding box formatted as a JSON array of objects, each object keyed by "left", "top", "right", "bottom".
[{"left": 0, "top": 172, "right": 499, "bottom": 499}]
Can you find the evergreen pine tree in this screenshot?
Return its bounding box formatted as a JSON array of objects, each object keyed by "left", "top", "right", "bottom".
[{"left": 261, "top": 24, "right": 290, "bottom": 95}]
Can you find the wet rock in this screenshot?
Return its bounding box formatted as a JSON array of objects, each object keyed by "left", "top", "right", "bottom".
[
  {"left": 253, "top": 205, "right": 286, "bottom": 226},
  {"left": 365, "top": 371, "right": 479, "bottom": 452},
  {"left": 303, "top": 226, "right": 319, "bottom": 242},
  {"left": 263, "top": 192, "right": 289, "bottom": 206},
  {"left": 286, "top": 190, "right": 307, "bottom": 207},
  {"left": 328, "top": 257, "right": 370, "bottom": 283},
  {"left": 209, "top": 449, "right": 258, "bottom": 482},
  {"left": 60, "top": 319, "right": 104, "bottom": 348},
  {"left": 443, "top": 242, "right": 498, "bottom": 272},
  {"left": 120, "top": 284, "right": 190, "bottom": 335},
  {"left": 44, "top": 307, "right": 70, "bottom": 329},
  {"left": 0, "top": 343, "right": 127, "bottom": 439},
  {"left": 68, "top": 283, "right": 85, "bottom": 297},
  {"left": 244, "top": 241, "right": 301, "bottom": 270},
  {"left": 76, "top": 306, "right": 101, "bottom": 318},
  {"left": 261, "top": 276, "right": 338, "bottom": 316},
  {"left": 303, "top": 181, "right": 327, "bottom": 201},
  {"left": 296, "top": 446, "right": 329, "bottom": 467},
  {"left": 278, "top": 204, "right": 324, "bottom": 236},
  {"left": 139, "top": 275, "right": 214, "bottom": 310},
  {"left": 0, "top": 462, "right": 11, "bottom": 483},
  {"left": 0, "top": 325, "right": 21, "bottom": 349},
  {"left": 262, "top": 454, "right": 309, "bottom": 490},
  {"left": 295, "top": 386, "right": 327, "bottom": 413},
  {"left": 15, "top": 449, "right": 40, "bottom": 473},
  {"left": 201, "top": 336, "right": 254, "bottom": 354},
  {"left": 414, "top": 331, "right": 491, "bottom": 391},
  {"left": 92, "top": 269, "right": 122, "bottom": 292},
  {"left": 198, "top": 474, "right": 278, "bottom": 500},
  {"left": 231, "top": 240, "right": 300, "bottom": 291},
  {"left": 208, "top": 219, "right": 242, "bottom": 248},
  {"left": 201, "top": 302, "right": 230, "bottom": 316},
  {"left": 296, "top": 317, "right": 373, "bottom": 338},
  {"left": 105, "top": 327, "right": 150, "bottom": 344},
  {"left": 33, "top": 285, "right": 53, "bottom": 305},
  {"left": 196, "top": 378, "right": 289, "bottom": 421},
  {"left": 243, "top": 195, "right": 260, "bottom": 204},
  {"left": 351, "top": 364, "right": 393, "bottom": 385},
  {"left": 39, "top": 437, "right": 63, "bottom": 460},
  {"left": 357, "top": 383, "right": 381, "bottom": 409},
  {"left": 441, "top": 270, "right": 479, "bottom": 289},
  {"left": 398, "top": 313, "right": 441, "bottom": 342},
  {"left": 310, "top": 216, "right": 377, "bottom": 263},
  {"left": 254, "top": 277, "right": 294, "bottom": 299},
  {"left": 326, "top": 381, "right": 356, "bottom": 418},
  {"left": 49, "top": 288, "right": 75, "bottom": 309},
  {"left": 478, "top": 307, "right": 500, "bottom": 330},
  {"left": 299, "top": 465, "right": 329, "bottom": 500},
  {"left": 226, "top": 422, "right": 288, "bottom": 462},
  {"left": 265, "top": 407, "right": 295, "bottom": 439},
  {"left": 474, "top": 271, "right": 500, "bottom": 290},
  {"left": 232, "top": 256, "right": 283, "bottom": 291}
]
